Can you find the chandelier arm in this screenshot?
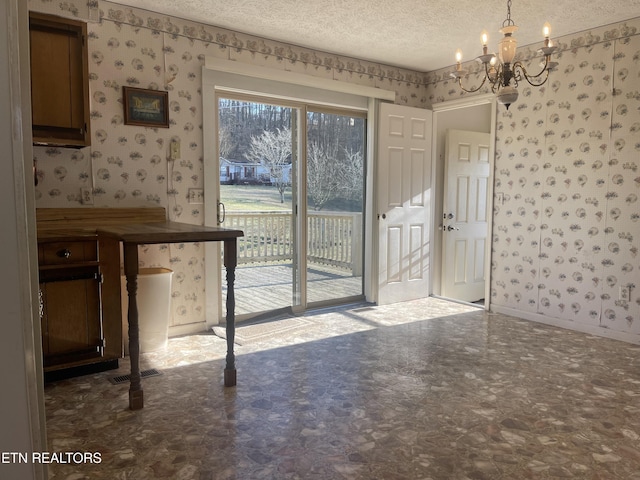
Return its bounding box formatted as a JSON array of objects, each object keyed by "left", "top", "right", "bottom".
[
  {"left": 456, "top": 74, "right": 488, "bottom": 94},
  {"left": 522, "top": 68, "right": 550, "bottom": 87},
  {"left": 487, "top": 62, "right": 503, "bottom": 93},
  {"left": 484, "top": 60, "right": 495, "bottom": 81},
  {"left": 515, "top": 54, "right": 551, "bottom": 78},
  {"left": 512, "top": 61, "right": 551, "bottom": 87}
]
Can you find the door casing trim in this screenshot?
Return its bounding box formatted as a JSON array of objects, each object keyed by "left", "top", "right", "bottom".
[{"left": 430, "top": 94, "right": 497, "bottom": 310}]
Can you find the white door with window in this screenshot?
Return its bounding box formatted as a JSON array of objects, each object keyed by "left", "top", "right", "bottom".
[
  {"left": 377, "top": 103, "right": 432, "bottom": 305},
  {"left": 441, "top": 129, "right": 491, "bottom": 303}
]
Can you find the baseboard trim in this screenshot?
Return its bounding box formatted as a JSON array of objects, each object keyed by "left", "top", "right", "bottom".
[
  {"left": 44, "top": 359, "right": 119, "bottom": 383},
  {"left": 491, "top": 305, "right": 640, "bottom": 345},
  {"left": 168, "top": 322, "right": 208, "bottom": 338}
]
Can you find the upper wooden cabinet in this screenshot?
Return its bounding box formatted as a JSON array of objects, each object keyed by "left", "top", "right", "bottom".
[{"left": 29, "top": 12, "right": 91, "bottom": 147}]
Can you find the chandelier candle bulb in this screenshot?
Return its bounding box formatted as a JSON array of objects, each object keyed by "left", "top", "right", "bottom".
[{"left": 543, "top": 22, "right": 551, "bottom": 46}]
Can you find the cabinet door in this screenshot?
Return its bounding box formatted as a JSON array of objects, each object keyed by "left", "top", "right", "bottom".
[
  {"left": 40, "top": 276, "right": 103, "bottom": 368},
  {"left": 29, "top": 12, "right": 91, "bottom": 147}
]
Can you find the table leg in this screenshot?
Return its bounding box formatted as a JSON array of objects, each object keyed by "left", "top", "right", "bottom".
[
  {"left": 223, "top": 239, "right": 237, "bottom": 387},
  {"left": 124, "top": 243, "right": 143, "bottom": 409}
]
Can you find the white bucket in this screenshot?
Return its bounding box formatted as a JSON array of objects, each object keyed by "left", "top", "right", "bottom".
[{"left": 121, "top": 268, "right": 173, "bottom": 354}]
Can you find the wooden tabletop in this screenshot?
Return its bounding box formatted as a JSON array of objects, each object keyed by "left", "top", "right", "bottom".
[
  {"left": 97, "top": 221, "right": 244, "bottom": 245},
  {"left": 37, "top": 229, "right": 98, "bottom": 242}
]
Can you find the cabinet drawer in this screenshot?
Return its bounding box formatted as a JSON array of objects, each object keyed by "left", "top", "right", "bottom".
[{"left": 39, "top": 241, "right": 97, "bottom": 265}]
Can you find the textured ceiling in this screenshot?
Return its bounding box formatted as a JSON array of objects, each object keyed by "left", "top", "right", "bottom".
[{"left": 107, "top": 0, "right": 640, "bottom": 71}]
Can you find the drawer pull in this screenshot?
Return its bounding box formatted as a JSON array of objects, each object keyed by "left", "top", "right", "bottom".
[{"left": 56, "top": 249, "right": 72, "bottom": 259}]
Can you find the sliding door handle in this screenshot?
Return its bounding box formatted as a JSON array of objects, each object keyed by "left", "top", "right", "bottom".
[{"left": 217, "top": 201, "right": 226, "bottom": 224}]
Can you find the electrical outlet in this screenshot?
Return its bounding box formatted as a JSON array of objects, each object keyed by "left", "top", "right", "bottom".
[
  {"left": 619, "top": 285, "right": 630, "bottom": 302},
  {"left": 187, "top": 188, "right": 204, "bottom": 204},
  {"left": 81, "top": 187, "right": 94, "bottom": 205}
]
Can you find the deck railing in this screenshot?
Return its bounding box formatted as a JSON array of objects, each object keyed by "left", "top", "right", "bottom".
[{"left": 224, "top": 211, "right": 362, "bottom": 275}]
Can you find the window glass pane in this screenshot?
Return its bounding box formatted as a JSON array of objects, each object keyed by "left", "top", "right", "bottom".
[
  {"left": 306, "top": 110, "right": 365, "bottom": 305},
  {"left": 219, "top": 98, "right": 299, "bottom": 317}
]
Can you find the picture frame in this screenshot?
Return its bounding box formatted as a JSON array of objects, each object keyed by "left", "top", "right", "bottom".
[{"left": 122, "top": 86, "right": 169, "bottom": 128}]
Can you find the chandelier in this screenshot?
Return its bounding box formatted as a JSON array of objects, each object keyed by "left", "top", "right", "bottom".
[{"left": 450, "top": 0, "right": 557, "bottom": 109}]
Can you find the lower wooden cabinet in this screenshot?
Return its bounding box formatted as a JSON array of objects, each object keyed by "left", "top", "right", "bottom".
[
  {"left": 38, "top": 236, "right": 122, "bottom": 375},
  {"left": 39, "top": 270, "right": 102, "bottom": 368}
]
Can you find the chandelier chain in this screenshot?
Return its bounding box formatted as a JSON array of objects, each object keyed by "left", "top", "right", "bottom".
[{"left": 502, "top": 0, "right": 515, "bottom": 27}]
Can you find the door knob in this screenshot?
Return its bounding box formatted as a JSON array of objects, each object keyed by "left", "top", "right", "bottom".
[
  {"left": 378, "top": 213, "right": 386, "bottom": 220},
  {"left": 447, "top": 225, "right": 459, "bottom": 231}
]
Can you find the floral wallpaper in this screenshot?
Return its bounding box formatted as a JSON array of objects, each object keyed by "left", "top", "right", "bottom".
[
  {"left": 425, "top": 19, "right": 640, "bottom": 338},
  {"left": 28, "top": 0, "right": 640, "bottom": 340},
  {"left": 28, "top": 0, "right": 428, "bottom": 332}
]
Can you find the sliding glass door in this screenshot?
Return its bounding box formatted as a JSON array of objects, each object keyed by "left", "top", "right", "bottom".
[
  {"left": 306, "top": 108, "right": 365, "bottom": 306},
  {"left": 217, "top": 95, "right": 365, "bottom": 319},
  {"left": 218, "top": 97, "right": 300, "bottom": 317}
]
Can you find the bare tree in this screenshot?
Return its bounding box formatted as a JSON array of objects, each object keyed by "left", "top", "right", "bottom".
[
  {"left": 218, "top": 125, "right": 233, "bottom": 158},
  {"left": 245, "top": 128, "right": 291, "bottom": 203},
  {"left": 307, "top": 141, "right": 339, "bottom": 210},
  {"left": 307, "top": 143, "right": 364, "bottom": 211},
  {"left": 341, "top": 148, "right": 364, "bottom": 203}
]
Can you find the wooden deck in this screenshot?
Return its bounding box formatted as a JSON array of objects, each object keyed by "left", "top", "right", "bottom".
[{"left": 222, "top": 263, "right": 362, "bottom": 317}]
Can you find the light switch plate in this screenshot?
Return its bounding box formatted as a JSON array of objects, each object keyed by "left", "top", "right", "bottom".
[
  {"left": 170, "top": 140, "right": 180, "bottom": 160},
  {"left": 619, "top": 285, "right": 630, "bottom": 302}
]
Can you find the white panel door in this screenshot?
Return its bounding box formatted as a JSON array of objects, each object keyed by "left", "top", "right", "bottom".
[
  {"left": 377, "top": 103, "right": 432, "bottom": 305},
  {"left": 441, "top": 129, "right": 491, "bottom": 303}
]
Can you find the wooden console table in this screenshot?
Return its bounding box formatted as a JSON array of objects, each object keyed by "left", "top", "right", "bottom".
[{"left": 98, "top": 221, "right": 243, "bottom": 410}]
